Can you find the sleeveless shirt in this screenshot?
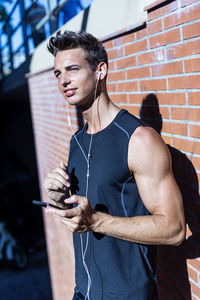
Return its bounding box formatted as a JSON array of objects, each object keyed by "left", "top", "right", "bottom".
[{"left": 68, "top": 109, "right": 158, "bottom": 300}]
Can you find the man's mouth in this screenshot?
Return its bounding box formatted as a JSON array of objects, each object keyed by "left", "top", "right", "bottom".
[{"left": 64, "top": 88, "right": 76, "bottom": 97}]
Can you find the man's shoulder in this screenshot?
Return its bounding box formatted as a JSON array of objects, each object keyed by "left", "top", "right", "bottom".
[
  {"left": 128, "top": 126, "right": 170, "bottom": 174},
  {"left": 114, "top": 109, "right": 149, "bottom": 138}
]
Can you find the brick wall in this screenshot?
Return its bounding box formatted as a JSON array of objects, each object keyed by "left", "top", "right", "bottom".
[{"left": 28, "top": 0, "right": 200, "bottom": 299}]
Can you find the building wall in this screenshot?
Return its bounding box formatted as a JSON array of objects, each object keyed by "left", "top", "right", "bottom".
[
  {"left": 28, "top": 0, "right": 200, "bottom": 299},
  {"left": 30, "top": 0, "right": 153, "bottom": 75}
]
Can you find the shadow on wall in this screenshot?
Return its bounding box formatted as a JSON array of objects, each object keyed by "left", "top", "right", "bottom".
[{"left": 140, "top": 94, "right": 200, "bottom": 300}]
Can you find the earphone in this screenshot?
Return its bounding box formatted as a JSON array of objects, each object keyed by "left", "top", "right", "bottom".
[
  {"left": 98, "top": 71, "right": 101, "bottom": 80},
  {"left": 66, "top": 73, "right": 100, "bottom": 300}
]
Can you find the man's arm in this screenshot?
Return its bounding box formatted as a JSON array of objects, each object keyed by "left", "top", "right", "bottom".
[
  {"left": 91, "top": 126, "right": 185, "bottom": 245},
  {"left": 46, "top": 126, "right": 185, "bottom": 246}
]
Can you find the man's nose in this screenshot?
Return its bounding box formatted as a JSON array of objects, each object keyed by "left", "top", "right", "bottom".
[{"left": 60, "top": 74, "right": 71, "bottom": 87}]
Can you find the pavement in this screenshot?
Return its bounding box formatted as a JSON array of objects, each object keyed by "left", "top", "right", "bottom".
[{"left": 0, "top": 248, "right": 53, "bottom": 300}]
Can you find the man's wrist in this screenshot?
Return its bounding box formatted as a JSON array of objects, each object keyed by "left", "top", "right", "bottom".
[{"left": 90, "top": 211, "right": 103, "bottom": 232}]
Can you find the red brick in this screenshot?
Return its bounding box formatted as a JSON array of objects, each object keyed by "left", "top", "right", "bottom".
[
  {"left": 107, "top": 70, "right": 126, "bottom": 82},
  {"left": 148, "top": 1, "right": 178, "bottom": 21},
  {"left": 187, "top": 265, "right": 198, "bottom": 282},
  {"left": 140, "top": 78, "right": 167, "bottom": 90},
  {"left": 188, "top": 92, "right": 200, "bottom": 105},
  {"left": 128, "top": 93, "right": 147, "bottom": 104},
  {"left": 171, "top": 107, "right": 200, "bottom": 122},
  {"left": 186, "top": 225, "right": 192, "bottom": 238},
  {"left": 156, "top": 93, "right": 186, "bottom": 105},
  {"left": 181, "top": 0, "right": 199, "bottom": 7},
  {"left": 107, "top": 47, "right": 124, "bottom": 60},
  {"left": 149, "top": 28, "right": 180, "bottom": 48},
  {"left": 190, "top": 280, "right": 200, "bottom": 299},
  {"left": 173, "top": 137, "right": 200, "bottom": 154},
  {"left": 110, "top": 93, "right": 128, "bottom": 103},
  {"left": 120, "top": 105, "right": 140, "bottom": 116},
  {"left": 116, "top": 56, "right": 137, "bottom": 69},
  {"left": 137, "top": 48, "right": 165, "bottom": 65},
  {"left": 147, "top": 19, "right": 162, "bottom": 35},
  {"left": 152, "top": 61, "right": 183, "bottom": 76},
  {"left": 123, "top": 92, "right": 185, "bottom": 106},
  {"left": 159, "top": 106, "right": 170, "bottom": 119},
  {"left": 125, "top": 39, "right": 147, "bottom": 55},
  {"left": 127, "top": 67, "right": 150, "bottom": 79},
  {"left": 156, "top": 256, "right": 191, "bottom": 299},
  {"left": 168, "top": 75, "right": 200, "bottom": 89},
  {"left": 117, "top": 81, "right": 138, "bottom": 92},
  {"left": 114, "top": 33, "right": 135, "bottom": 47},
  {"left": 107, "top": 83, "right": 117, "bottom": 92},
  {"left": 183, "top": 21, "right": 200, "bottom": 40},
  {"left": 191, "top": 156, "right": 200, "bottom": 170},
  {"left": 166, "top": 39, "right": 200, "bottom": 59},
  {"left": 136, "top": 28, "right": 147, "bottom": 40},
  {"left": 185, "top": 58, "right": 200, "bottom": 72},
  {"left": 161, "top": 134, "right": 172, "bottom": 145},
  {"left": 197, "top": 173, "right": 200, "bottom": 184},
  {"left": 109, "top": 60, "right": 115, "bottom": 71},
  {"left": 190, "top": 124, "right": 200, "bottom": 139},
  {"left": 163, "top": 121, "right": 188, "bottom": 135},
  {"left": 103, "top": 40, "right": 113, "bottom": 49},
  {"left": 164, "top": 3, "right": 200, "bottom": 29}
]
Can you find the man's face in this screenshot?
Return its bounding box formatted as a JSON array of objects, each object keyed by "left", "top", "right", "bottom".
[{"left": 54, "top": 48, "right": 97, "bottom": 108}]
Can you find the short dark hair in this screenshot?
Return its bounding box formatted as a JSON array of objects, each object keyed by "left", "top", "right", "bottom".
[{"left": 47, "top": 30, "right": 108, "bottom": 71}]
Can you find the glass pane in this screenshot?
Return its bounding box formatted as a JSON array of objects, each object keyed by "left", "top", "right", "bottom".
[
  {"left": 0, "top": 33, "right": 8, "bottom": 49},
  {"left": 13, "top": 47, "right": 26, "bottom": 69},
  {"left": 10, "top": 4, "right": 21, "bottom": 28},
  {"left": 24, "top": 0, "right": 33, "bottom": 10},
  {"left": 11, "top": 26, "right": 23, "bottom": 53},
  {"left": 28, "top": 37, "right": 34, "bottom": 54},
  {"left": 2, "top": 46, "right": 11, "bottom": 76},
  {"left": 2, "top": 46, "right": 10, "bottom": 64}
]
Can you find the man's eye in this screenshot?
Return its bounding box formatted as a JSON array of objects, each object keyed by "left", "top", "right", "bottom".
[{"left": 55, "top": 73, "right": 60, "bottom": 78}]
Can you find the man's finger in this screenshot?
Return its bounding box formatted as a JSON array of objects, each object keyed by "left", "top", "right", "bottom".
[
  {"left": 45, "top": 178, "right": 67, "bottom": 191},
  {"left": 46, "top": 206, "right": 78, "bottom": 218},
  {"left": 47, "top": 173, "right": 69, "bottom": 187},
  {"left": 60, "top": 161, "right": 68, "bottom": 170},
  {"left": 64, "top": 195, "right": 83, "bottom": 205},
  {"left": 53, "top": 167, "right": 70, "bottom": 181}
]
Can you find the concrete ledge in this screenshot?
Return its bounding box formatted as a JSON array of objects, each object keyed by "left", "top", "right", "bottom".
[
  {"left": 100, "top": 21, "right": 146, "bottom": 42},
  {"left": 144, "top": 0, "right": 175, "bottom": 11}
]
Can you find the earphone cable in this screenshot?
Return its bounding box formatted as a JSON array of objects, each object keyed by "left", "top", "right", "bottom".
[{"left": 66, "top": 75, "right": 99, "bottom": 300}]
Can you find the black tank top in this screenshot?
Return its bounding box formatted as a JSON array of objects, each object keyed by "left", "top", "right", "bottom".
[{"left": 68, "top": 109, "right": 158, "bottom": 300}]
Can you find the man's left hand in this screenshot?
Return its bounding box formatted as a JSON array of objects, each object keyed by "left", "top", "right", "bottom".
[{"left": 45, "top": 195, "right": 95, "bottom": 233}]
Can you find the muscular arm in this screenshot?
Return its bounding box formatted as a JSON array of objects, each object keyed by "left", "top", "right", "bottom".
[
  {"left": 46, "top": 126, "right": 185, "bottom": 246},
  {"left": 90, "top": 126, "right": 185, "bottom": 245}
]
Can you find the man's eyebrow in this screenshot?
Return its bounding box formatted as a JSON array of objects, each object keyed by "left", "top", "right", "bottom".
[{"left": 54, "top": 64, "right": 80, "bottom": 76}]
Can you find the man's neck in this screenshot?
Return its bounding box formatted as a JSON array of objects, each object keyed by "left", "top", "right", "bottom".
[{"left": 82, "top": 93, "right": 121, "bottom": 134}]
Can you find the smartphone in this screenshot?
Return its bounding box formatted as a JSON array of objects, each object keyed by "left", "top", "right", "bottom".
[{"left": 32, "top": 200, "right": 60, "bottom": 209}]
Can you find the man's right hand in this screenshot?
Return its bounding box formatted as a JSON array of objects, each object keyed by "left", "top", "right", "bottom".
[{"left": 43, "top": 161, "right": 71, "bottom": 209}]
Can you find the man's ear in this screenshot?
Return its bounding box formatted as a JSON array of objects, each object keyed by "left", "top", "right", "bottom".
[{"left": 96, "top": 62, "right": 107, "bottom": 80}]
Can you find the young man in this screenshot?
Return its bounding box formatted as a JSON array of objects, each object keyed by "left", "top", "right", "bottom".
[{"left": 44, "top": 30, "right": 185, "bottom": 300}]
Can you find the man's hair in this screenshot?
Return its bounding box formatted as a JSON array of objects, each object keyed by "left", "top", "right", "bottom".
[{"left": 47, "top": 30, "right": 108, "bottom": 71}]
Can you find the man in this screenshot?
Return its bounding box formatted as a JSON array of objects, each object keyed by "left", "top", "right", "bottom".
[{"left": 44, "top": 30, "right": 185, "bottom": 300}]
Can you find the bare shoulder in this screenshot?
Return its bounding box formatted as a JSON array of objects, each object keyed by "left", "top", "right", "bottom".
[{"left": 128, "top": 126, "right": 171, "bottom": 175}]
